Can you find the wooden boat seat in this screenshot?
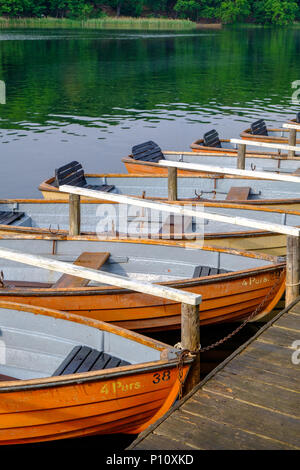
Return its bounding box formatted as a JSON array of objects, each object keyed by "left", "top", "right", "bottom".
[
  {"left": 53, "top": 252, "right": 110, "bottom": 288},
  {"left": 54, "top": 161, "right": 115, "bottom": 192},
  {"left": 53, "top": 345, "right": 130, "bottom": 376},
  {"left": 193, "top": 266, "right": 228, "bottom": 277},
  {"left": 131, "top": 141, "right": 165, "bottom": 162},
  {"left": 203, "top": 130, "right": 222, "bottom": 148},
  {"left": 0, "top": 211, "right": 25, "bottom": 225},
  {"left": 226, "top": 186, "right": 251, "bottom": 201},
  {"left": 251, "top": 119, "right": 268, "bottom": 136}
]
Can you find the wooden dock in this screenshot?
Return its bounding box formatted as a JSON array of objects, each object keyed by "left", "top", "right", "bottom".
[{"left": 128, "top": 297, "right": 300, "bottom": 450}]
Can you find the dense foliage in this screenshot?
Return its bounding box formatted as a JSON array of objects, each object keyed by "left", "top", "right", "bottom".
[{"left": 0, "top": 0, "right": 299, "bottom": 25}]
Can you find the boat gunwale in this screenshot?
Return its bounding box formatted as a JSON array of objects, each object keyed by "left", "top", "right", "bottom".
[
  {"left": 0, "top": 301, "right": 190, "bottom": 392},
  {"left": 188, "top": 139, "right": 292, "bottom": 157},
  {"left": 0, "top": 263, "right": 286, "bottom": 297},
  {"left": 38, "top": 174, "right": 300, "bottom": 204},
  {"left": 0, "top": 234, "right": 284, "bottom": 261},
  {"left": 240, "top": 127, "right": 300, "bottom": 142}
]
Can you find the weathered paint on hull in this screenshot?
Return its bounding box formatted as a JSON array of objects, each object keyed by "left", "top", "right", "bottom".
[
  {"left": 0, "top": 265, "right": 285, "bottom": 331},
  {"left": 0, "top": 365, "right": 188, "bottom": 444}
]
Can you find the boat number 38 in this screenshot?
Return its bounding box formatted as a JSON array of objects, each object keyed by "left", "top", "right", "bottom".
[{"left": 152, "top": 370, "right": 171, "bottom": 384}]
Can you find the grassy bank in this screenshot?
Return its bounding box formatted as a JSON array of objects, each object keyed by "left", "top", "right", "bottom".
[{"left": 0, "top": 16, "right": 196, "bottom": 31}]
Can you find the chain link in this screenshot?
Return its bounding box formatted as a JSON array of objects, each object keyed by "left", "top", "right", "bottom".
[
  {"left": 175, "top": 268, "right": 285, "bottom": 360},
  {"left": 177, "top": 349, "right": 191, "bottom": 400},
  {"left": 198, "top": 268, "right": 285, "bottom": 352}
]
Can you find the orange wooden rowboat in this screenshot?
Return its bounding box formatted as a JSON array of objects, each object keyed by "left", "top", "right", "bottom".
[
  {"left": 240, "top": 118, "right": 300, "bottom": 144},
  {"left": 0, "top": 237, "right": 286, "bottom": 332},
  {"left": 0, "top": 301, "right": 191, "bottom": 445}
]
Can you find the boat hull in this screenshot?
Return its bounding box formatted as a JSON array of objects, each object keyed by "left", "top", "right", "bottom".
[
  {"left": 0, "top": 264, "right": 285, "bottom": 331},
  {"left": 0, "top": 362, "right": 188, "bottom": 444},
  {"left": 37, "top": 174, "right": 300, "bottom": 209},
  {"left": 122, "top": 153, "right": 300, "bottom": 177},
  {"left": 0, "top": 302, "right": 190, "bottom": 444},
  {"left": 240, "top": 127, "right": 300, "bottom": 144}
]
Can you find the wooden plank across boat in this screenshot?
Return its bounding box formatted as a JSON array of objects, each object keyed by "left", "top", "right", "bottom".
[
  {"left": 0, "top": 236, "right": 286, "bottom": 331},
  {"left": 0, "top": 301, "right": 192, "bottom": 444},
  {"left": 2, "top": 198, "right": 300, "bottom": 255},
  {"left": 38, "top": 162, "right": 300, "bottom": 209}
]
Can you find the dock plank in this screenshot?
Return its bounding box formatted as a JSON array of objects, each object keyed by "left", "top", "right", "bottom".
[
  {"left": 182, "top": 392, "right": 299, "bottom": 449},
  {"left": 203, "top": 371, "right": 300, "bottom": 417},
  {"left": 129, "top": 297, "right": 300, "bottom": 450},
  {"left": 149, "top": 410, "right": 293, "bottom": 450},
  {"left": 224, "top": 356, "right": 300, "bottom": 392}
]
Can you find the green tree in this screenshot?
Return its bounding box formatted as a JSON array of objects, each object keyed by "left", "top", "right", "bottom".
[
  {"left": 218, "top": 0, "right": 250, "bottom": 23},
  {"left": 252, "top": 0, "right": 298, "bottom": 25}
]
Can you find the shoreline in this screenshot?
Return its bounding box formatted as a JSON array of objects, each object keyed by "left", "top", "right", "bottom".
[{"left": 0, "top": 16, "right": 198, "bottom": 31}]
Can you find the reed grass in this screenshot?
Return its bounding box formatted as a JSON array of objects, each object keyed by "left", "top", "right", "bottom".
[{"left": 0, "top": 16, "right": 196, "bottom": 31}]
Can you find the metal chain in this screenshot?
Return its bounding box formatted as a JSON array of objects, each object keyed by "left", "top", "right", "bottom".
[
  {"left": 199, "top": 268, "right": 285, "bottom": 352},
  {"left": 175, "top": 268, "right": 285, "bottom": 358},
  {"left": 177, "top": 349, "right": 191, "bottom": 400}
]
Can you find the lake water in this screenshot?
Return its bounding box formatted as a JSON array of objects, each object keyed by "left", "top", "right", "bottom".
[
  {"left": 0, "top": 26, "right": 300, "bottom": 198},
  {"left": 0, "top": 27, "right": 290, "bottom": 449}
]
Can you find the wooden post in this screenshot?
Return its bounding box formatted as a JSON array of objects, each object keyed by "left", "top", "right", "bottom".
[
  {"left": 286, "top": 235, "right": 300, "bottom": 307},
  {"left": 69, "top": 193, "right": 80, "bottom": 236},
  {"left": 168, "top": 167, "right": 177, "bottom": 201},
  {"left": 288, "top": 129, "right": 297, "bottom": 158},
  {"left": 181, "top": 303, "right": 200, "bottom": 395},
  {"left": 237, "top": 143, "right": 246, "bottom": 169}
]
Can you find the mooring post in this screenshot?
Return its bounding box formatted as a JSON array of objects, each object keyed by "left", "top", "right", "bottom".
[
  {"left": 237, "top": 143, "right": 246, "bottom": 169},
  {"left": 286, "top": 235, "right": 300, "bottom": 306},
  {"left": 288, "top": 129, "right": 297, "bottom": 158},
  {"left": 181, "top": 302, "right": 200, "bottom": 395},
  {"left": 168, "top": 167, "right": 178, "bottom": 201},
  {"left": 69, "top": 193, "right": 81, "bottom": 236}
]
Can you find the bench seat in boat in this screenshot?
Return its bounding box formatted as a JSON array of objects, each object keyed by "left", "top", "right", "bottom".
[
  {"left": 53, "top": 345, "right": 130, "bottom": 376},
  {"left": 0, "top": 211, "right": 25, "bottom": 225}
]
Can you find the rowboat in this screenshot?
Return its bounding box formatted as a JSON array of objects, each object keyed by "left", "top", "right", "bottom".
[
  {"left": 240, "top": 118, "right": 300, "bottom": 144},
  {"left": 0, "top": 198, "right": 299, "bottom": 256},
  {"left": 38, "top": 161, "right": 300, "bottom": 209},
  {"left": 189, "top": 128, "right": 295, "bottom": 157},
  {"left": 0, "top": 301, "right": 191, "bottom": 444},
  {"left": 123, "top": 149, "right": 300, "bottom": 176},
  {"left": 0, "top": 237, "right": 286, "bottom": 331},
  {"left": 122, "top": 136, "right": 300, "bottom": 175}
]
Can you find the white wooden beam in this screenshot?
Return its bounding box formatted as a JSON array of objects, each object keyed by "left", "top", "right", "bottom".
[
  {"left": 0, "top": 247, "right": 202, "bottom": 306},
  {"left": 283, "top": 123, "right": 300, "bottom": 130},
  {"left": 158, "top": 159, "right": 300, "bottom": 183},
  {"left": 59, "top": 185, "right": 300, "bottom": 237},
  {"left": 230, "top": 138, "right": 300, "bottom": 153}
]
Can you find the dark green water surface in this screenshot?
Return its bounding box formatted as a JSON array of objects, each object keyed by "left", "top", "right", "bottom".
[{"left": 0, "top": 26, "right": 300, "bottom": 197}]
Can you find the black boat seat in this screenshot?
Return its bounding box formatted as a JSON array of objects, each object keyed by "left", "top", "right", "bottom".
[
  {"left": 203, "top": 130, "right": 222, "bottom": 148},
  {"left": 296, "top": 112, "right": 300, "bottom": 124},
  {"left": 193, "top": 266, "right": 228, "bottom": 278},
  {"left": 131, "top": 141, "right": 165, "bottom": 162},
  {"left": 250, "top": 119, "right": 268, "bottom": 136},
  {"left": 54, "top": 161, "right": 115, "bottom": 192},
  {"left": 0, "top": 211, "right": 25, "bottom": 225},
  {"left": 53, "top": 345, "right": 130, "bottom": 376}
]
